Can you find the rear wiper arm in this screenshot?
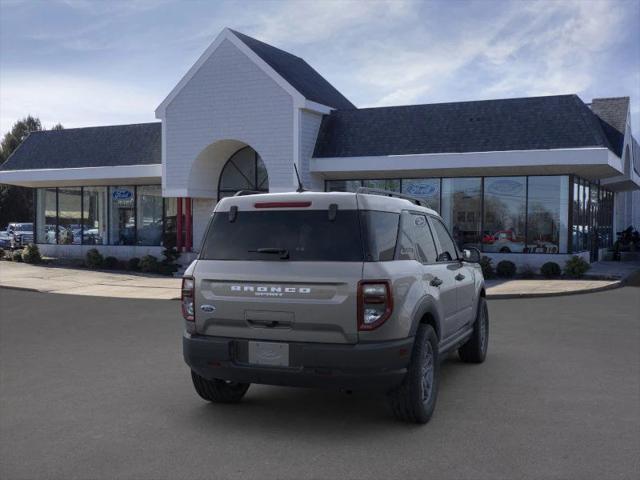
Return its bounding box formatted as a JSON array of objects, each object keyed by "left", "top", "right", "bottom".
[{"left": 248, "top": 247, "right": 290, "bottom": 259}]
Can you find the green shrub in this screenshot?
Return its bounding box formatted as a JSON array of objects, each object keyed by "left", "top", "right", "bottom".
[
  {"left": 496, "top": 260, "right": 516, "bottom": 278},
  {"left": 519, "top": 263, "right": 536, "bottom": 279},
  {"left": 564, "top": 255, "right": 590, "bottom": 278},
  {"left": 541, "top": 262, "right": 561, "bottom": 278},
  {"left": 479, "top": 256, "right": 495, "bottom": 279},
  {"left": 103, "top": 256, "right": 118, "bottom": 269},
  {"left": 139, "top": 255, "right": 159, "bottom": 273},
  {"left": 11, "top": 250, "right": 23, "bottom": 262},
  {"left": 85, "top": 248, "right": 104, "bottom": 269},
  {"left": 127, "top": 257, "right": 140, "bottom": 271},
  {"left": 0, "top": 249, "right": 5, "bottom": 260},
  {"left": 157, "top": 263, "right": 178, "bottom": 276},
  {"left": 22, "top": 244, "right": 42, "bottom": 264}
]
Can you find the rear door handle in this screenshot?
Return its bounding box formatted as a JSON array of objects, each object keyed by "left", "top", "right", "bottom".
[
  {"left": 430, "top": 277, "right": 443, "bottom": 287},
  {"left": 455, "top": 273, "right": 465, "bottom": 281}
]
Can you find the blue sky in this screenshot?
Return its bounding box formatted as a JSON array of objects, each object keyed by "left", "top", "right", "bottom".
[{"left": 1, "top": 0, "right": 639, "bottom": 135}]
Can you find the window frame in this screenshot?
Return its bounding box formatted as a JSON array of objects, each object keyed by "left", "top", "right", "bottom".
[
  {"left": 395, "top": 210, "right": 440, "bottom": 265},
  {"left": 427, "top": 215, "right": 460, "bottom": 263}
]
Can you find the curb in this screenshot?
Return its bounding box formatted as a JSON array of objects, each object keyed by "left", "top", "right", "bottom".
[
  {"left": 486, "top": 280, "right": 622, "bottom": 300},
  {"left": 0, "top": 284, "right": 41, "bottom": 294}
]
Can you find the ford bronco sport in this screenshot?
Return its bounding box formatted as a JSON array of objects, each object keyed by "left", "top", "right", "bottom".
[{"left": 182, "top": 189, "right": 488, "bottom": 423}]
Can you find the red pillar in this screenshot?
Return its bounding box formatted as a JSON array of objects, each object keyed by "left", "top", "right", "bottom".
[
  {"left": 176, "top": 197, "right": 183, "bottom": 252},
  {"left": 185, "top": 198, "right": 192, "bottom": 252}
]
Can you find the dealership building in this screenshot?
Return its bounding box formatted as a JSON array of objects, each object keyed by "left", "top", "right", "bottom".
[{"left": 1, "top": 28, "right": 638, "bottom": 267}]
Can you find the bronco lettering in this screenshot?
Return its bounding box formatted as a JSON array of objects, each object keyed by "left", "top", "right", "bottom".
[{"left": 230, "top": 285, "right": 311, "bottom": 294}]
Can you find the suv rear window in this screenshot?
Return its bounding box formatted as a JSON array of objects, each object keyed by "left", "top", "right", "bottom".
[{"left": 200, "top": 209, "right": 400, "bottom": 262}]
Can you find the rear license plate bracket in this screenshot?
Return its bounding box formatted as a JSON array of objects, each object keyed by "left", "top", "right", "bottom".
[{"left": 248, "top": 341, "right": 290, "bottom": 367}]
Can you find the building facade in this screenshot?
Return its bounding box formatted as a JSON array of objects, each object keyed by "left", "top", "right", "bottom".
[{"left": 1, "top": 28, "right": 638, "bottom": 267}]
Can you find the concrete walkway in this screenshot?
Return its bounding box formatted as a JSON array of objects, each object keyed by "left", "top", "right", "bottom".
[
  {"left": 485, "top": 278, "right": 620, "bottom": 299},
  {"left": 0, "top": 262, "right": 181, "bottom": 300},
  {"left": 2, "top": 260, "right": 638, "bottom": 301}
]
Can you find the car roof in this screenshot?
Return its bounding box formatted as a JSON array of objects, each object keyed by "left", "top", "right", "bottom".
[{"left": 216, "top": 191, "right": 439, "bottom": 216}]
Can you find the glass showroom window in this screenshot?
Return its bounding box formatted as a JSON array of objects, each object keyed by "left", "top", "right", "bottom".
[
  {"left": 402, "top": 178, "right": 440, "bottom": 212},
  {"left": 362, "top": 179, "right": 401, "bottom": 192},
  {"left": 325, "top": 180, "right": 362, "bottom": 192},
  {"left": 82, "top": 187, "right": 107, "bottom": 245},
  {"left": 527, "top": 176, "right": 569, "bottom": 254},
  {"left": 57, "top": 188, "right": 82, "bottom": 245},
  {"left": 482, "top": 177, "right": 526, "bottom": 253},
  {"left": 109, "top": 186, "right": 136, "bottom": 245},
  {"left": 441, "top": 178, "right": 482, "bottom": 250},
  {"left": 137, "top": 185, "right": 163, "bottom": 246},
  {"left": 36, "top": 188, "right": 57, "bottom": 244}
]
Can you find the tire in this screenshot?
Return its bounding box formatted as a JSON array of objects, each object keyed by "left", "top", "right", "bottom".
[
  {"left": 190, "top": 370, "right": 250, "bottom": 403},
  {"left": 388, "top": 324, "right": 439, "bottom": 424},
  {"left": 458, "top": 296, "right": 489, "bottom": 363}
]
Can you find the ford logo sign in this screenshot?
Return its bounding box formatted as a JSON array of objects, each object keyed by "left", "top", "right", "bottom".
[
  {"left": 488, "top": 179, "right": 523, "bottom": 195},
  {"left": 405, "top": 183, "right": 437, "bottom": 196},
  {"left": 112, "top": 189, "right": 133, "bottom": 200},
  {"left": 200, "top": 305, "right": 216, "bottom": 313}
]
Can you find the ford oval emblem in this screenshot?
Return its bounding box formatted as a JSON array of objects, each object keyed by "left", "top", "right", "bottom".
[
  {"left": 112, "top": 189, "right": 133, "bottom": 200},
  {"left": 200, "top": 304, "right": 216, "bottom": 313}
]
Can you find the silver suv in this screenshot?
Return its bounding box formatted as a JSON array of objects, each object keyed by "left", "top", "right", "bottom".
[{"left": 182, "top": 189, "right": 488, "bottom": 423}]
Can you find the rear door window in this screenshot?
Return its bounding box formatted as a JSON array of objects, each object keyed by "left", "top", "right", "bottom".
[
  {"left": 430, "top": 217, "right": 459, "bottom": 262},
  {"left": 360, "top": 211, "right": 399, "bottom": 261},
  {"left": 397, "top": 212, "right": 438, "bottom": 263},
  {"left": 201, "top": 210, "right": 364, "bottom": 261}
]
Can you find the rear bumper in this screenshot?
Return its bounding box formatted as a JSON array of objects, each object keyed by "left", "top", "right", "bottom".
[{"left": 183, "top": 333, "right": 414, "bottom": 391}]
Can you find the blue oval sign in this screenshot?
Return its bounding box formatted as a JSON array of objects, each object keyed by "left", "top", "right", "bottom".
[
  {"left": 488, "top": 179, "right": 523, "bottom": 196},
  {"left": 112, "top": 189, "right": 133, "bottom": 200},
  {"left": 405, "top": 182, "right": 437, "bottom": 197}
]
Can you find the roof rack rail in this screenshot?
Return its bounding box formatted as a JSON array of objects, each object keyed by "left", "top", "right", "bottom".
[
  {"left": 356, "top": 187, "right": 429, "bottom": 208},
  {"left": 233, "top": 190, "right": 263, "bottom": 197}
]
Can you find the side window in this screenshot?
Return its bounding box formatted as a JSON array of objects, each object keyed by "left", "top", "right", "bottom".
[
  {"left": 396, "top": 212, "right": 438, "bottom": 263},
  {"left": 430, "top": 217, "right": 458, "bottom": 262},
  {"left": 361, "top": 211, "right": 400, "bottom": 262}
]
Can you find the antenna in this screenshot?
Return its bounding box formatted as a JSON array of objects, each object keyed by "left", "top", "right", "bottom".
[{"left": 294, "top": 164, "right": 306, "bottom": 192}]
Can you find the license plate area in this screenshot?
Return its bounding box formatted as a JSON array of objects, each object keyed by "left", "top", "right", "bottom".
[{"left": 248, "top": 341, "right": 290, "bottom": 367}]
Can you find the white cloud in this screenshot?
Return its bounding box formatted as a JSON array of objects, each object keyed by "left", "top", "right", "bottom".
[
  {"left": 0, "top": 72, "right": 158, "bottom": 132},
  {"left": 250, "top": 0, "right": 411, "bottom": 45},
  {"left": 343, "top": 0, "right": 627, "bottom": 107}
]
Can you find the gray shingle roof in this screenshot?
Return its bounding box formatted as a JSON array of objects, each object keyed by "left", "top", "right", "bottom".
[
  {"left": 313, "top": 94, "right": 617, "bottom": 158},
  {"left": 590, "top": 97, "right": 629, "bottom": 157},
  {"left": 230, "top": 29, "right": 355, "bottom": 110},
  {"left": 0, "top": 122, "right": 161, "bottom": 171}
]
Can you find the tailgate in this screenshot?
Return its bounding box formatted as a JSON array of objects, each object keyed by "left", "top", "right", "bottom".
[{"left": 194, "top": 260, "right": 362, "bottom": 344}]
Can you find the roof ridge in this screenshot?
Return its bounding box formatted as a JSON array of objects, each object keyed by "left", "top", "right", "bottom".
[
  {"left": 350, "top": 94, "right": 579, "bottom": 112},
  {"left": 570, "top": 95, "right": 612, "bottom": 151},
  {"left": 30, "top": 122, "right": 161, "bottom": 134},
  {"left": 228, "top": 29, "right": 303, "bottom": 61}
]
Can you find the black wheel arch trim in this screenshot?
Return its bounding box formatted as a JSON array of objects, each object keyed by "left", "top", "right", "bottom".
[{"left": 409, "top": 295, "right": 442, "bottom": 340}]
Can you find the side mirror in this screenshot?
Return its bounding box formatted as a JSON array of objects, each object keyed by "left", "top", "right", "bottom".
[{"left": 462, "top": 247, "right": 481, "bottom": 263}]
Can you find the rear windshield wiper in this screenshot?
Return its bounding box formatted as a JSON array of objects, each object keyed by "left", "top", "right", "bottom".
[{"left": 248, "top": 247, "right": 290, "bottom": 260}]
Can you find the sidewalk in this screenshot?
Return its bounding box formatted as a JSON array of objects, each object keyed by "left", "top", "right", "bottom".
[
  {"left": 1, "top": 261, "right": 638, "bottom": 301},
  {"left": 0, "top": 262, "right": 181, "bottom": 300},
  {"left": 485, "top": 260, "right": 640, "bottom": 299}
]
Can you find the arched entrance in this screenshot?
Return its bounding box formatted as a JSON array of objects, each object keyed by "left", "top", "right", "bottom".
[{"left": 217, "top": 146, "right": 269, "bottom": 200}]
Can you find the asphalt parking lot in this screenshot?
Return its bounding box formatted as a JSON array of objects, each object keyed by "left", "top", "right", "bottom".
[{"left": 1, "top": 281, "right": 639, "bottom": 480}]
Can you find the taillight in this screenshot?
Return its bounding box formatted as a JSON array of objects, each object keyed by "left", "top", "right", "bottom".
[
  {"left": 181, "top": 277, "right": 195, "bottom": 322},
  {"left": 358, "top": 280, "right": 393, "bottom": 331}
]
